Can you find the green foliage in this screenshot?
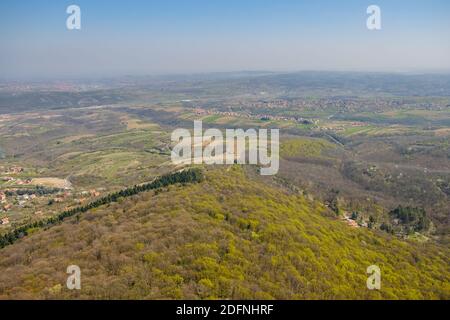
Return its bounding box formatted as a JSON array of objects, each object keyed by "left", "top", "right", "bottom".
[
  {"left": 390, "top": 206, "right": 431, "bottom": 232},
  {"left": 0, "top": 168, "right": 203, "bottom": 249},
  {"left": 280, "top": 138, "right": 335, "bottom": 158},
  {"left": 0, "top": 167, "right": 448, "bottom": 300}
]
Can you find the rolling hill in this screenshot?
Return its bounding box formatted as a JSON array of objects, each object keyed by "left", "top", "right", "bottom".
[{"left": 0, "top": 166, "right": 448, "bottom": 299}]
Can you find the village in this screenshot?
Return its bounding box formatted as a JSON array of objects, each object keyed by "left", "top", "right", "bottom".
[
  {"left": 0, "top": 165, "right": 33, "bottom": 186},
  {"left": 191, "top": 106, "right": 373, "bottom": 134},
  {"left": 193, "top": 107, "right": 319, "bottom": 126},
  {"left": 0, "top": 165, "right": 103, "bottom": 228}
]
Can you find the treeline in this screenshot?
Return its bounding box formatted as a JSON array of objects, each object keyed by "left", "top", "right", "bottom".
[
  {"left": 380, "top": 205, "right": 431, "bottom": 234},
  {"left": 0, "top": 168, "right": 203, "bottom": 249},
  {"left": 6, "top": 186, "right": 63, "bottom": 196}
]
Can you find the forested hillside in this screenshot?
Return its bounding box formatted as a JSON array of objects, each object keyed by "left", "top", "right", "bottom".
[{"left": 0, "top": 166, "right": 448, "bottom": 299}]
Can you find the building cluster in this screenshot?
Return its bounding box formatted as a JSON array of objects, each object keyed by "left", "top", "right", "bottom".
[
  {"left": 0, "top": 192, "right": 9, "bottom": 224},
  {"left": 194, "top": 108, "right": 318, "bottom": 125},
  {"left": 2, "top": 166, "right": 24, "bottom": 174},
  {"left": 0, "top": 191, "right": 10, "bottom": 213},
  {"left": 341, "top": 212, "right": 368, "bottom": 228},
  {"left": 1, "top": 166, "right": 32, "bottom": 185},
  {"left": 200, "top": 96, "right": 448, "bottom": 116},
  {"left": 0, "top": 187, "right": 104, "bottom": 227},
  {"left": 0, "top": 216, "right": 9, "bottom": 225},
  {"left": 318, "top": 121, "right": 367, "bottom": 132}
]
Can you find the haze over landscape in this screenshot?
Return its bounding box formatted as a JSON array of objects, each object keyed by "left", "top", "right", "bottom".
[
  {"left": 0, "top": 0, "right": 449, "bottom": 303},
  {"left": 1, "top": 0, "right": 450, "bottom": 78}
]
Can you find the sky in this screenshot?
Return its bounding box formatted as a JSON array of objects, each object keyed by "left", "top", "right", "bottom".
[{"left": 0, "top": 0, "right": 449, "bottom": 79}]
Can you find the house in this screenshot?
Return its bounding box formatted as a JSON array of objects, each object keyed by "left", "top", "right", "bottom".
[
  {"left": 2, "top": 204, "right": 12, "bottom": 211},
  {"left": 0, "top": 217, "right": 9, "bottom": 225},
  {"left": 0, "top": 192, "right": 6, "bottom": 201},
  {"left": 76, "top": 198, "right": 87, "bottom": 204},
  {"left": 89, "top": 189, "right": 100, "bottom": 197},
  {"left": 7, "top": 166, "right": 24, "bottom": 174},
  {"left": 341, "top": 215, "right": 359, "bottom": 228},
  {"left": 345, "top": 218, "right": 359, "bottom": 228}
]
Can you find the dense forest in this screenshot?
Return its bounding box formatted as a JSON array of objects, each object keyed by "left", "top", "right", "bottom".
[
  {"left": 0, "top": 169, "right": 203, "bottom": 249},
  {"left": 380, "top": 206, "right": 431, "bottom": 234},
  {"left": 0, "top": 166, "right": 448, "bottom": 299}
]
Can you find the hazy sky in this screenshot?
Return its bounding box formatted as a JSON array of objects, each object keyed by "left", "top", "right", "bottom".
[{"left": 1, "top": 0, "right": 449, "bottom": 79}]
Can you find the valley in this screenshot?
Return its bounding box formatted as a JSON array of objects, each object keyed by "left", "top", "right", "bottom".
[{"left": 0, "top": 72, "right": 449, "bottom": 299}]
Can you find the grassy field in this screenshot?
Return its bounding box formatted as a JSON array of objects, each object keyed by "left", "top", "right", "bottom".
[
  {"left": 0, "top": 108, "right": 175, "bottom": 232},
  {"left": 280, "top": 137, "right": 337, "bottom": 158}
]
